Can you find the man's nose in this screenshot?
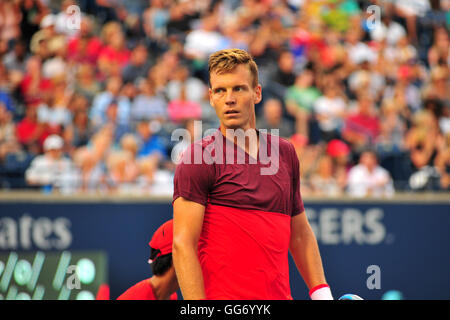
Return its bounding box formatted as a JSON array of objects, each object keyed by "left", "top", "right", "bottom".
[{"left": 225, "top": 89, "right": 236, "bottom": 105}]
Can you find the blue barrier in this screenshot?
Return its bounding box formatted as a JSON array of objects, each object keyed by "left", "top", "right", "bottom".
[{"left": 1, "top": 200, "right": 449, "bottom": 300}]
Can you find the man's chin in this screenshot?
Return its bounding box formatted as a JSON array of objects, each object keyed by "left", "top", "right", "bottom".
[{"left": 222, "top": 119, "right": 246, "bottom": 130}]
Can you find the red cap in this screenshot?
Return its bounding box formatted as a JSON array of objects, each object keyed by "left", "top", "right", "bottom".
[
  {"left": 148, "top": 219, "right": 173, "bottom": 260},
  {"left": 326, "top": 139, "right": 350, "bottom": 157}
]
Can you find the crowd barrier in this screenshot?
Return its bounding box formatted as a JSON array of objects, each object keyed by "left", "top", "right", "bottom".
[{"left": 0, "top": 193, "right": 449, "bottom": 300}]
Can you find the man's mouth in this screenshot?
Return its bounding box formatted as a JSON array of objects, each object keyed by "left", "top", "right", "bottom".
[{"left": 225, "top": 110, "right": 240, "bottom": 115}]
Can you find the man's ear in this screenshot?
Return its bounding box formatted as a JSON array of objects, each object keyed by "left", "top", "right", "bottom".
[{"left": 254, "top": 84, "right": 262, "bottom": 104}]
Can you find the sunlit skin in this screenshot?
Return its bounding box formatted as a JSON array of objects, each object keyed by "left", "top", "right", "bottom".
[{"left": 209, "top": 64, "right": 262, "bottom": 156}]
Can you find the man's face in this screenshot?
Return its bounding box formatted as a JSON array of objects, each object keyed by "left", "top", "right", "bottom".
[
  {"left": 209, "top": 64, "right": 261, "bottom": 131},
  {"left": 47, "top": 149, "right": 62, "bottom": 160},
  {"left": 360, "top": 152, "right": 377, "bottom": 171}
]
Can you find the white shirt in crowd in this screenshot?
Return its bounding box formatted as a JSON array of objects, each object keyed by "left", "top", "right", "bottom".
[
  {"left": 347, "top": 164, "right": 395, "bottom": 198},
  {"left": 25, "top": 154, "right": 76, "bottom": 188},
  {"left": 370, "top": 21, "right": 406, "bottom": 45},
  {"left": 314, "top": 96, "right": 347, "bottom": 132}
]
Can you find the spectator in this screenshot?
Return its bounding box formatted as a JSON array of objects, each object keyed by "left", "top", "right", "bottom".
[
  {"left": 0, "top": 64, "right": 15, "bottom": 113},
  {"left": 105, "top": 150, "right": 139, "bottom": 193},
  {"left": 313, "top": 81, "right": 347, "bottom": 142},
  {"left": 41, "top": 36, "right": 68, "bottom": 80},
  {"left": 439, "top": 103, "right": 450, "bottom": 136},
  {"left": 136, "top": 120, "right": 167, "bottom": 161},
  {"left": 100, "top": 100, "right": 131, "bottom": 145},
  {"left": 0, "top": 102, "right": 21, "bottom": 162},
  {"left": 184, "top": 13, "right": 227, "bottom": 61},
  {"left": 25, "top": 134, "right": 76, "bottom": 191},
  {"left": 72, "top": 146, "right": 107, "bottom": 193},
  {"left": 142, "top": 0, "right": 170, "bottom": 43},
  {"left": 18, "top": 0, "right": 48, "bottom": 47},
  {"left": 344, "top": 28, "right": 377, "bottom": 66},
  {"left": 342, "top": 93, "right": 380, "bottom": 152},
  {"left": 54, "top": 0, "right": 80, "bottom": 37},
  {"left": 36, "top": 77, "right": 73, "bottom": 135},
  {"left": 16, "top": 105, "right": 48, "bottom": 153},
  {"left": 19, "top": 56, "right": 53, "bottom": 107},
  {"left": 405, "top": 110, "right": 444, "bottom": 172},
  {"left": 348, "top": 60, "right": 386, "bottom": 101},
  {"left": 285, "top": 69, "right": 321, "bottom": 137},
  {"left": 167, "top": 85, "right": 202, "bottom": 123},
  {"left": 370, "top": 8, "right": 407, "bottom": 46},
  {"left": 66, "top": 16, "right": 103, "bottom": 65},
  {"left": 135, "top": 155, "right": 159, "bottom": 194},
  {"left": 428, "top": 27, "right": 449, "bottom": 68},
  {"left": 3, "top": 40, "right": 28, "bottom": 74},
  {"left": 394, "top": 0, "right": 431, "bottom": 43},
  {"left": 166, "top": 65, "right": 206, "bottom": 104},
  {"left": 434, "top": 133, "right": 450, "bottom": 190},
  {"left": 347, "top": 149, "right": 395, "bottom": 198},
  {"left": 97, "top": 21, "right": 131, "bottom": 77},
  {"left": 29, "top": 13, "right": 61, "bottom": 60},
  {"left": 74, "top": 63, "right": 102, "bottom": 103},
  {"left": 147, "top": 50, "right": 179, "bottom": 95},
  {"left": 376, "top": 98, "right": 408, "bottom": 158},
  {"left": 122, "top": 43, "right": 153, "bottom": 84},
  {"left": 0, "top": 1, "right": 21, "bottom": 45},
  {"left": 310, "top": 154, "right": 344, "bottom": 197},
  {"left": 422, "top": 66, "right": 448, "bottom": 109},
  {"left": 326, "top": 139, "right": 351, "bottom": 192},
  {"left": 64, "top": 109, "right": 94, "bottom": 151},
  {"left": 219, "top": 17, "right": 251, "bottom": 52},
  {"left": 256, "top": 98, "right": 295, "bottom": 138},
  {"left": 88, "top": 126, "right": 113, "bottom": 165},
  {"left": 90, "top": 76, "right": 130, "bottom": 129},
  {"left": 131, "top": 79, "right": 167, "bottom": 122},
  {"left": 272, "top": 50, "right": 296, "bottom": 88}
]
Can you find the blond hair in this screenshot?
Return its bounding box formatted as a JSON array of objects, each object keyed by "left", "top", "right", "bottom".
[{"left": 208, "top": 49, "right": 259, "bottom": 88}]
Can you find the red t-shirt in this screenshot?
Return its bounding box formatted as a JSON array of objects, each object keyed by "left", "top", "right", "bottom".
[
  {"left": 167, "top": 99, "right": 202, "bottom": 123},
  {"left": 98, "top": 45, "right": 131, "bottom": 67},
  {"left": 20, "top": 75, "right": 53, "bottom": 106},
  {"left": 117, "top": 279, "right": 178, "bottom": 300},
  {"left": 67, "top": 37, "right": 103, "bottom": 64},
  {"left": 344, "top": 112, "right": 381, "bottom": 143},
  {"left": 173, "top": 129, "right": 304, "bottom": 300}
]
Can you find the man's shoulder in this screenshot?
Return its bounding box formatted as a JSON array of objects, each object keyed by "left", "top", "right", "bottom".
[
  {"left": 189, "top": 131, "right": 220, "bottom": 150},
  {"left": 348, "top": 164, "right": 370, "bottom": 178},
  {"left": 375, "top": 165, "right": 390, "bottom": 177},
  {"left": 267, "top": 134, "right": 295, "bottom": 154},
  {"left": 177, "top": 131, "right": 221, "bottom": 165},
  {"left": 30, "top": 155, "right": 47, "bottom": 165}
]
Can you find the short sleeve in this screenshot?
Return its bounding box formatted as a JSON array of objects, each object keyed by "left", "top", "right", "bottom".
[
  {"left": 288, "top": 142, "right": 305, "bottom": 216},
  {"left": 173, "top": 144, "right": 215, "bottom": 206}
]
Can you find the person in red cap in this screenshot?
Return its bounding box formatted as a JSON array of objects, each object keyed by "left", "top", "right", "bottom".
[{"left": 117, "top": 219, "right": 179, "bottom": 300}]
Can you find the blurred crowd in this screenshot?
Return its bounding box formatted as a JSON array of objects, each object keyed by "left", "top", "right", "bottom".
[{"left": 0, "top": 0, "right": 448, "bottom": 197}]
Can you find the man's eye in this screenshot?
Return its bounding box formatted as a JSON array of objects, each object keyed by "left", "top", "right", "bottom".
[
  {"left": 215, "top": 88, "right": 225, "bottom": 93},
  {"left": 234, "top": 87, "right": 243, "bottom": 91}
]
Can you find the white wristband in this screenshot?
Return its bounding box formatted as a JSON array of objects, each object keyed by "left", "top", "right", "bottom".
[{"left": 310, "top": 284, "right": 334, "bottom": 300}]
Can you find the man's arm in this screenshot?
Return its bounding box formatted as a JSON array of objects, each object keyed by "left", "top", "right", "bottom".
[
  {"left": 172, "top": 196, "right": 206, "bottom": 300},
  {"left": 289, "top": 211, "right": 329, "bottom": 293}
]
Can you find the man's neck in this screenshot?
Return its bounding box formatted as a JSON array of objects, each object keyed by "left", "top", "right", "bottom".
[{"left": 220, "top": 126, "right": 259, "bottom": 159}]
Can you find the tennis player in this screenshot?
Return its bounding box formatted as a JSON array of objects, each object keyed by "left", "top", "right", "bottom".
[{"left": 172, "top": 49, "right": 332, "bottom": 300}]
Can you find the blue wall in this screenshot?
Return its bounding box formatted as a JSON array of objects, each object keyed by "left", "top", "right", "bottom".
[{"left": 1, "top": 200, "right": 449, "bottom": 300}]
